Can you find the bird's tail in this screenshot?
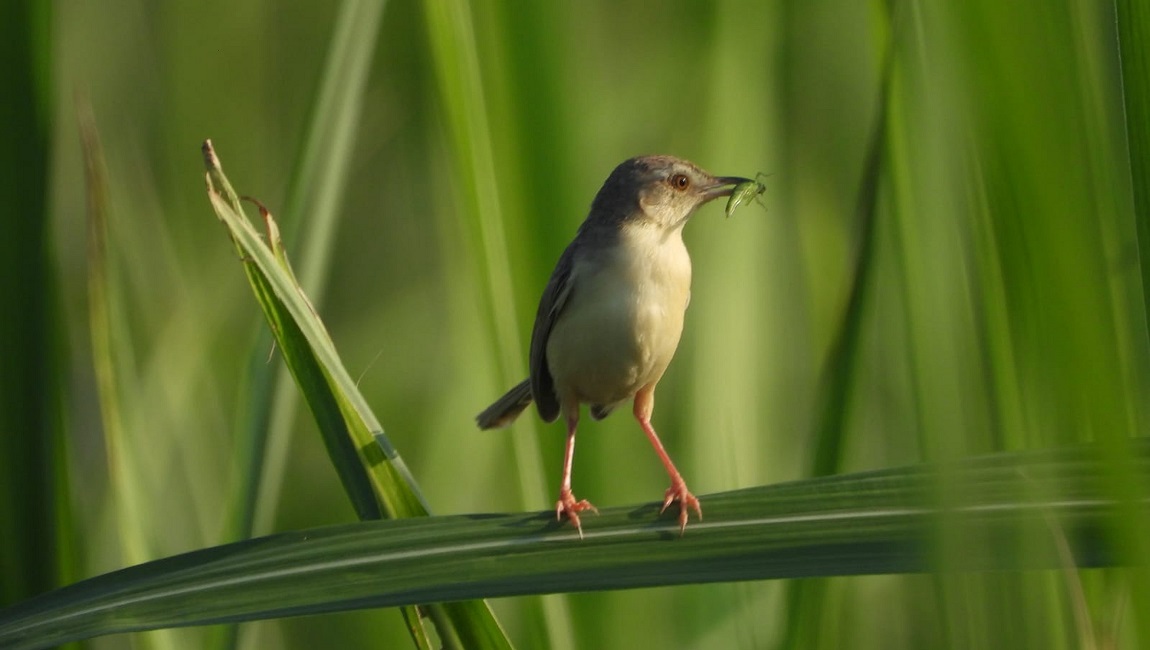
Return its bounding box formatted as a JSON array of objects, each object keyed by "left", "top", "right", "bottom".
[{"left": 476, "top": 378, "right": 534, "bottom": 429}]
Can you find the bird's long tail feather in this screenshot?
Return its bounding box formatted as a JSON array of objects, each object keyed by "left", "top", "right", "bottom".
[{"left": 476, "top": 379, "right": 534, "bottom": 429}]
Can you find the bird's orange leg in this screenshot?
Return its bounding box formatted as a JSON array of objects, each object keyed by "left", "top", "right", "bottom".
[
  {"left": 634, "top": 388, "right": 701, "bottom": 534},
  {"left": 556, "top": 410, "right": 597, "bottom": 538}
]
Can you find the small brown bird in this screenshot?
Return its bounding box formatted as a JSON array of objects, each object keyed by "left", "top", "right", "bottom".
[{"left": 477, "top": 155, "right": 752, "bottom": 536}]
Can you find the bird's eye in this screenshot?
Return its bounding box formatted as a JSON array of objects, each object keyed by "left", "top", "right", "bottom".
[{"left": 670, "top": 174, "right": 690, "bottom": 190}]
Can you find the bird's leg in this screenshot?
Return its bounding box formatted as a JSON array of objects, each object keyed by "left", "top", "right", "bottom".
[
  {"left": 556, "top": 410, "right": 597, "bottom": 538},
  {"left": 634, "top": 388, "right": 701, "bottom": 534}
]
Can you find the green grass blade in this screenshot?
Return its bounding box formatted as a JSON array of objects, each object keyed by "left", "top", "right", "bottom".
[
  {"left": 418, "top": 0, "right": 557, "bottom": 532},
  {"left": 781, "top": 21, "right": 896, "bottom": 649},
  {"left": 808, "top": 9, "right": 894, "bottom": 480},
  {"left": 243, "top": 0, "right": 390, "bottom": 540},
  {"left": 209, "top": 148, "right": 432, "bottom": 650},
  {"left": 419, "top": 0, "right": 521, "bottom": 375},
  {"left": 0, "top": 0, "right": 69, "bottom": 608},
  {"left": 203, "top": 143, "right": 510, "bottom": 649},
  {"left": 1117, "top": 0, "right": 1150, "bottom": 317},
  {"left": 1, "top": 442, "right": 1144, "bottom": 649},
  {"left": 205, "top": 143, "right": 426, "bottom": 518},
  {"left": 1116, "top": 1, "right": 1150, "bottom": 632},
  {"left": 418, "top": 2, "right": 569, "bottom": 645}
]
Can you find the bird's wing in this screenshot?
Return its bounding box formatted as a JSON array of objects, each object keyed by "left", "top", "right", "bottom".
[{"left": 529, "top": 239, "right": 579, "bottom": 423}]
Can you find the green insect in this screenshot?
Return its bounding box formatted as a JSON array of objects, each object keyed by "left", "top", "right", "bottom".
[{"left": 725, "top": 172, "right": 768, "bottom": 218}]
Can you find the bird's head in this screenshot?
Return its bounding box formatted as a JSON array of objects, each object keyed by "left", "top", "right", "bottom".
[{"left": 589, "top": 155, "right": 752, "bottom": 231}]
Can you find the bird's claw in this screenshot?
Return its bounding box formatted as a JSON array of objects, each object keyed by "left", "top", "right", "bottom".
[
  {"left": 660, "top": 477, "right": 702, "bottom": 535},
  {"left": 556, "top": 489, "right": 598, "bottom": 538}
]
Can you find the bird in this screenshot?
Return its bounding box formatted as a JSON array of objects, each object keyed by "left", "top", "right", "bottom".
[{"left": 476, "top": 155, "right": 752, "bottom": 537}]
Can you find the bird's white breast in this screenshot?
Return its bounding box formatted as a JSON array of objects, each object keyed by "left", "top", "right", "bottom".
[{"left": 546, "top": 223, "right": 692, "bottom": 409}]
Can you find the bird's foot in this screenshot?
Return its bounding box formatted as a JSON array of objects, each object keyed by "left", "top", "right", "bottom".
[
  {"left": 660, "top": 476, "right": 702, "bottom": 535},
  {"left": 556, "top": 488, "right": 598, "bottom": 538}
]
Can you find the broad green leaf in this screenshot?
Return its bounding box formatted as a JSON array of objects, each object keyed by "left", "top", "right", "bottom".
[{"left": 1, "top": 441, "right": 1144, "bottom": 649}]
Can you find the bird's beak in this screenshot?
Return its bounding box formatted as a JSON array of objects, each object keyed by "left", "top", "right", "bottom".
[{"left": 704, "top": 176, "right": 755, "bottom": 201}]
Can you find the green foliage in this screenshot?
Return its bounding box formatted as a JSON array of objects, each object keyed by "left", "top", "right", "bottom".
[{"left": 1, "top": 0, "right": 1149, "bottom": 648}]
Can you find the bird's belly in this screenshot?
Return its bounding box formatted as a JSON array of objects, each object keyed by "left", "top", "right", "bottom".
[{"left": 546, "top": 251, "right": 690, "bottom": 408}]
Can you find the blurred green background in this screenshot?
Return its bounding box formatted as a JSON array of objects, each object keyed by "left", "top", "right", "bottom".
[{"left": 3, "top": 0, "right": 1148, "bottom": 647}]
